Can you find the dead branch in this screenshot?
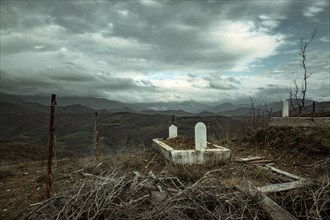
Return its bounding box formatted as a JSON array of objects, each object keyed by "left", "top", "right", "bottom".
[
  {"left": 289, "top": 29, "right": 317, "bottom": 115},
  {"left": 236, "top": 180, "right": 296, "bottom": 220},
  {"left": 24, "top": 168, "right": 269, "bottom": 220}
]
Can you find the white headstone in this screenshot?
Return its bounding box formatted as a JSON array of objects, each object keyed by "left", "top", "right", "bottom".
[
  {"left": 282, "top": 100, "right": 289, "bottom": 117},
  {"left": 195, "top": 122, "right": 207, "bottom": 151},
  {"left": 169, "top": 125, "right": 177, "bottom": 138}
]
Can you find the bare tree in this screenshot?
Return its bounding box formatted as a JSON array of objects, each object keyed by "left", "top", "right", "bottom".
[{"left": 290, "top": 29, "right": 317, "bottom": 115}]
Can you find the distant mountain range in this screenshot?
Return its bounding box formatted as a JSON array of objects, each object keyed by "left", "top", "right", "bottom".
[
  {"left": 1, "top": 93, "right": 329, "bottom": 116},
  {"left": 0, "top": 93, "right": 131, "bottom": 111}
]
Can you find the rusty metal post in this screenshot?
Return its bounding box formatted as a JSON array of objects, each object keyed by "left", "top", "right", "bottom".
[
  {"left": 46, "top": 94, "right": 56, "bottom": 199},
  {"left": 312, "top": 102, "right": 316, "bottom": 113},
  {"left": 95, "top": 112, "right": 99, "bottom": 160},
  {"left": 172, "top": 114, "right": 175, "bottom": 125}
]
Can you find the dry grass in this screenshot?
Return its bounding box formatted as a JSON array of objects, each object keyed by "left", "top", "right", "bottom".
[
  {"left": 1, "top": 141, "right": 329, "bottom": 220},
  {"left": 21, "top": 164, "right": 330, "bottom": 220},
  {"left": 271, "top": 177, "right": 330, "bottom": 219},
  {"left": 22, "top": 167, "right": 268, "bottom": 220}
]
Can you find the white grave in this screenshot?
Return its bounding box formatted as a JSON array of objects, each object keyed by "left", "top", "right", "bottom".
[
  {"left": 169, "top": 125, "right": 177, "bottom": 138},
  {"left": 195, "top": 122, "right": 207, "bottom": 151},
  {"left": 282, "top": 100, "right": 289, "bottom": 117}
]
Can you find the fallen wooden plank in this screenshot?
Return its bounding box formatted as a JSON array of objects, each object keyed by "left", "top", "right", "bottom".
[
  {"left": 257, "top": 180, "right": 305, "bottom": 193},
  {"left": 73, "top": 168, "right": 84, "bottom": 174},
  {"left": 260, "top": 193, "right": 296, "bottom": 220},
  {"left": 29, "top": 202, "right": 43, "bottom": 207},
  {"left": 249, "top": 159, "right": 274, "bottom": 164},
  {"left": 265, "top": 165, "right": 303, "bottom": 180},
  {"left": 236, "top": 156, "right": 264, "bottom": 162},
  {"left": 236, "top": 181, "right": 296, "bottom": 220}
]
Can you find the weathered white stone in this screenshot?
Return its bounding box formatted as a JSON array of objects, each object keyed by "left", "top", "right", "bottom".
[
  {"left": 169, "top": 125, "right": 177, "bottom": 138},
  {"left": 282, "top": 100, "right": 289, "bottom": 117},
  {"left": 152, "top": 139, "right": 230, "bottom": 165},
  {"left": 195, "top": 122, "right": 207, "bottom": 151}
]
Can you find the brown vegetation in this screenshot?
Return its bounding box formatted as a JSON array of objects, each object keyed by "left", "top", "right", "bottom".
[
  {"left": 163, "top": 136, "right": 218, "bottom": 150},
  {"left": 231, "top": 126, "right": 330, "bottom": 179},
  {"left": 1, "top": 111, "right": 330, "bottom": 219},
  {"left": 23, "top": 168, "right": 269, "bottom": 220},
  {"left": 0, "top": 140, "right": 47, "bottom": 164},
  {"left": 1, "top": 137, "right": 329, "bottom": 219}
]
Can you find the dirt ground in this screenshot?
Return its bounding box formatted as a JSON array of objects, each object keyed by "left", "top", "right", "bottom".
[
  {"left": 0, "top": 153, "right": 287, "bottom": 219},
  {"left": 0, "top": 126, "right": 329, "bottom": 219},
  {"left": 230, "top": 126, "right": 330, "bottom": 179},
  {"left": 163, "top": 136, "right": 218, "bottom": 150},
  {"left": 0, "top": 150, "right": 167, "bottom": 219}
]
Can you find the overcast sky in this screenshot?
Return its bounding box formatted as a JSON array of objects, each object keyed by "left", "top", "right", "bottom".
[{"left": 1, "top": 0, "right": 329, "bottom": 103}]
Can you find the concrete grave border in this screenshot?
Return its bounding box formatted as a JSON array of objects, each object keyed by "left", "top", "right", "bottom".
[
  {"left": 269, "top": 99, "right": 330, "bottom": 128},
  {"left": 152, "top": 138, "right": 230, "bottom": 165},
  {"left": 153, "top": 122, "right": 231, "bottom": 164}
]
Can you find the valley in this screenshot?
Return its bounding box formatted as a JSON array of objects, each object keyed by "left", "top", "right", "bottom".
[{"left": 1, "top": 93, "right": 329, "bottom": 219}]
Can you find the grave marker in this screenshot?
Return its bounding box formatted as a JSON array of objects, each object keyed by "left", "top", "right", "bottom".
[
  {"left": 282, "top": 100, "right": 289, "bottom": 117},
  {"left": 169, "top": 125, "right": 177, "bottom": 138},
  {"left": 195, "top": 122, "right": 207, "bottom": 151}
]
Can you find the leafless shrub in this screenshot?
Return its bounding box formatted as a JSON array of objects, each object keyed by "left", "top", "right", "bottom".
[
  {"left": 271, "top": 177, "right": 330, "bottom": 219},
  {"left": 16, "top": 147, "right": 330, "bottom": 220},
  {"left": 248, "top": 97, "right": 272, "bottom": 133},
  {"left": 23, "top": 167, "right": 268, "bottom": 220},
  {"left": 212, "top": 98, "right": 273, "bottom": 144}
]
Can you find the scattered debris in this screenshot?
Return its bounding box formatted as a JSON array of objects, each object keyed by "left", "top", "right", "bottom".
[
  {"left": 248, "top": 159, "right": 273, "bottom": 164},
  {"left": 144, "top": 153, "right": 157, "bottom": 169},
  {"left": 236, "top": 180, "right": 296, "bottom": 220},
  {"left": 235, "top": 156, "right": 265, "bottom": 162},
  {"left": 23, "top": 169, "right": 269, "bottom": 220},
  {"left": 256, "top": 180, "right": 306, "bottom": 193},
  {"left": 264, "top": 164, "right": 303, "bottom": 180}
]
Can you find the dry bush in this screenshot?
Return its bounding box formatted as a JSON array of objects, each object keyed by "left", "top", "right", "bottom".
[
  {"left": 23, "top": 167, "right": 268, "bottom": 220},
  {"left": 8, "top": 146, "right": 329, "bottom": 219},
  {"left": 165, "top": 162, "right": 228, "bottom": 184},
  {"left": 241, "top": 127, "right": 330, "bottom": 156},
  {"left": 213, "top": 115, "right": 271, "bottom": 145},
  {"left": 271, "top": 177, "right": 330, "bottom": 219}
]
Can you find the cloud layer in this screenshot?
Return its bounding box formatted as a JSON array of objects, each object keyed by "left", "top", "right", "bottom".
[{"left": 1, "top": 0, "right": 329, "bottom": 103}]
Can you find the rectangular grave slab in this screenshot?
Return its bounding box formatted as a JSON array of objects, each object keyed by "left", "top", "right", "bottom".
[{"left": 152, "top": 139, "right": 231, "bottom": 165}]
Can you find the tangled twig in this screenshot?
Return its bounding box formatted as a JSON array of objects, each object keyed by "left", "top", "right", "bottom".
[{"left": 23, "top": 168, "right": 268, "bottom": 220}]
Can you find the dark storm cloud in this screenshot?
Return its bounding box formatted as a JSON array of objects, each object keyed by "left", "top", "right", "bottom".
[
  {"left": 209, "top": 81, "right": 238, "bottom": 90},
  {"left": 44, "top": 71, "right": 94, "bottom": 82},
  {"left": 257, "top": 84, "right": 289, "bottom": 94},
  {"left": 105, "top": 1, "right": 255, "bottom": 68},
  {"left": 0, "top": 67, "right": 158, "bottom": 98},
  {"left": 255, "top": 84, "right": 290, "bottom": 101},
  {"left": 0, "top": 0, "right": 285, "bottom": 70},
  {"left": 94, "top": 74, "right": 158, "bottom": 92},
  {"left": 0, "top": 0, "right": 329, "bottom": 102},
  {"left": 0, "top": 32, "right": 54, "bottom": 54},
  {"left": 227, "top": 77, "right": 241, "bottom": 85},
  {"left": 0, "top": 69, "right": 55, "bottom": 94},
  {"left": 206, "top": 75, "right": 241, "bottom": 90}
]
